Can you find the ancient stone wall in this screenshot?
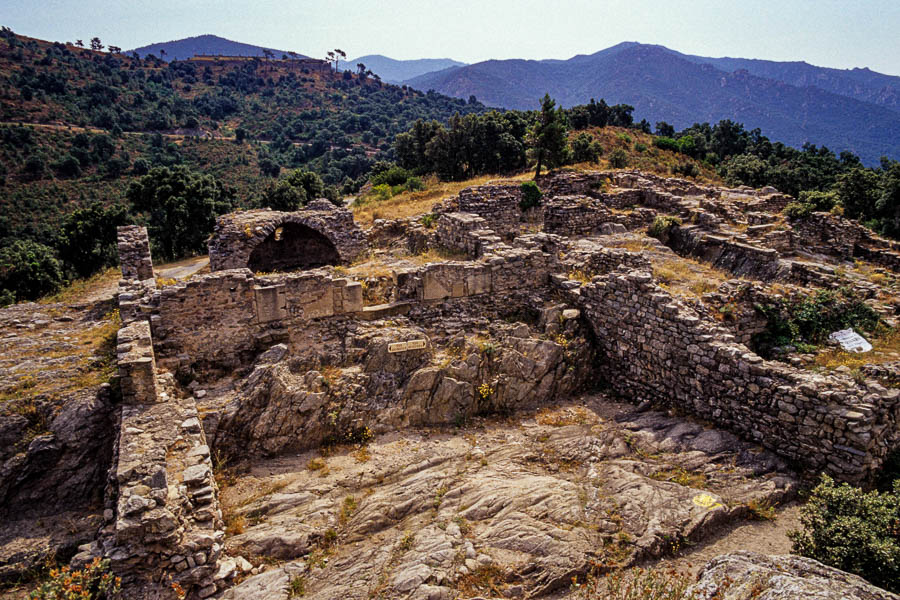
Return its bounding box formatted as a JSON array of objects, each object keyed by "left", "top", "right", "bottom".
[
  {"left": 578, "top": 269, "right": 900, "bottom": 483},
  {"left": 455, "top": 185, "right": 522, "bottom": 238},
  {"left": 208, "top": 204, "right": 367, "bottom": 272},
  {"left": 435, "top": 212, "right": 500, "bottom": 258},
  {"left": 117, "top": 226, "right": 154, "bottom": 281},
  {"left": 99, "top": 228, "right": 230, "bottom": 597}
]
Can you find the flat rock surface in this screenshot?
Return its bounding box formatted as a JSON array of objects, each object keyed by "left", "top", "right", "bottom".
[
  {"left": 220, "top": 396, "right": 798, "bottom": 599},
  {"left": 687, "top": 551, "right": 900, "bottom": 600}
]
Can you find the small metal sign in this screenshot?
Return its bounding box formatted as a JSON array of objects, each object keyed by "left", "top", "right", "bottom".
[
  {"left": 388, "top": 339, "right": 427, "bottom": 353},
  {"left": 828, "top": 328, "right": 872, "bottom": 353}
]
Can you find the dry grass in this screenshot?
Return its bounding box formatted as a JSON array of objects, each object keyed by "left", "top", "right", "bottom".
[
  {"left": 814, "top": 328, "right": 900, "bottom": 371},
  {"left": 535, "top": 406, "right": 595, "bottom": 426},
  {"left": 652, "top": 256, "right": 729, "bottom": 297},
  {"left": 404, "top": 247, "right": 469, "bottom": 265},
  {"left": 455, "top": 564, "right": 508, "bottom": 598},
  {"left": 564, "top": 127, "right": 723, "bottom": 184},
  {"left": 39, "top": 267, "right": 119, "bottom": 304},
  {"left": 649, "top": 466, "right": 709, "bottom": 489},
  {"left": 352, "top": 173, "right": 530, "bottom": 227},
  {"left": 604, "top": 238, "right": 657, "bottom": 252}
]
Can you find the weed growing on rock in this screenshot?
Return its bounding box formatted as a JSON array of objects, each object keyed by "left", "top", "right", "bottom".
[
  {"left": 288, "top": 575, "right": 306, "bottom": 597},
  {"left": 29, "top": 558, "right": 121, "bottom": 600},
  {"left": 573, "top": 566, "right": 697, "bottom": 599}
]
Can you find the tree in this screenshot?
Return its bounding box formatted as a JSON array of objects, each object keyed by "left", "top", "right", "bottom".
[
  {"left": 655, "top": 121, "right": 675, "bottom": 137},
  {"left": 528, "top": 94, "right": 569, "bottom": 179},
  {"left": 127, "top": 166, "right": 234, "bottom": 261},
  {"left": 570, "top": 132, "right": 603, "bottom": 163},
  {"left": 835, "top": 167, "right": 879, "bottom": 221},
  {"left": 57, "top": 201, "right": 132, "bottom": 278},
  {"left": 75, "top": 39, "right": 84, "bottom": 48},
  {"left": 261, "top": 169, "right": 328, "bottom": 211},
  {"left": 0, "top": 239, "right": 65, "bottom": 304},
  {"left": 108, "top": 45, "right": 121, "bottom": 55},
  {"left": 90, "top": 37, "right": 103, "bottom": 51}
]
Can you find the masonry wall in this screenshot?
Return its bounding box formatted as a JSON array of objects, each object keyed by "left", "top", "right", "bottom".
[
  {"left": 117, "top": 225, "right": 154, "bottom": 281},
  {"left": 579, "top": 269, "right": 900, "bottom": 483}
]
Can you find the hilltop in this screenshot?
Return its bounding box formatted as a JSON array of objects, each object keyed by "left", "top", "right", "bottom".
[
  {"left": 405, "top": 42, "right": 900, "bottom": 165},
  {"left": 127, "top": 34, "right": 304, "bottom": 61},
  {"left": 338, "top": 54, "right": 465, "bottom": 84}
]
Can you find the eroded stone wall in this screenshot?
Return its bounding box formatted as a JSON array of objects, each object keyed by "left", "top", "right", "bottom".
[
  {"left": 578, "top": 269, "right": 900, "bottom": 483},
  {"left": 117, "top": 226, "right": 154, "bottom": 281}
]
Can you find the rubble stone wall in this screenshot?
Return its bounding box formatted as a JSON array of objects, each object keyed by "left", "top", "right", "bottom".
[
  {"left": 456, "top": 185, "right": 522, "bottom": 238},
  {"left": 117, "top": 226, "right": 154, "bottom": 281},
  {"left": 578, "top": 269, "right": 900, "bottom": 483}
]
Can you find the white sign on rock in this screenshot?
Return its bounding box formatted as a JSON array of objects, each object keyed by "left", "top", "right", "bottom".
[{"left": 828, "top": 328, "right": 872, "bottom": 353}]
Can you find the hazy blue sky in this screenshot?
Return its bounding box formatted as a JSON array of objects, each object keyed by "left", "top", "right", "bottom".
[{"left": 3, "top": 0, "right": 899, "bottom": 75}]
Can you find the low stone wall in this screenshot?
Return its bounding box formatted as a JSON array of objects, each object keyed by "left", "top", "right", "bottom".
[
  {"left": 436, "top": 212, "right": 501, "bottom": 258},
  {"left": 578, "top": 268, "right": 900, "bottom": 483},
  {"left": 117, "top": 226, "right": 154, "bottom": 281},
  {"left": 668, "top": 226, "right": 782, "bottom": 280},
  {"left": 116, "top": 320, "right": 159, "bottom": 405}
]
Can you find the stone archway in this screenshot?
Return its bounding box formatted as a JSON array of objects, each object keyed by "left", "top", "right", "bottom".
[
  {"left": 248, "top": 222, "right": 341, "bottom": 272},
  {"left": 208, "top": 206, "right": 368, "bottom": 272}
]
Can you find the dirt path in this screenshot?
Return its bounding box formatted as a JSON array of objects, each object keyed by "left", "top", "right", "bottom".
[{"left": 651, "top": 503, "right": 802, "bottom": 577}]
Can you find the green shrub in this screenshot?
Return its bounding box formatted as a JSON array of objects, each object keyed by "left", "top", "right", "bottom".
[
  {"left": 570, "top": 132, "right": 603, "bottom": 163},
  {"left": 798, "top": 190, "right": 838, "bottom": 212},
  {"left": 783, "top": 201, "right": 814, "bottom": 220},
  {"left": 648, "top": 215, "right": 682, "bottom": 240},
  {"left": 421, "top": 213, "right": 437, "bottom": 229},
  {"left": 654, "top": 137, "right": 679, "bottom": 152},
  {"left": 405, "top": 176, "right": 425, "bottom": 192},
  {"left": 371, "top": 165, "right": 411, "bottom": 187},
  {"left": 608, "top": 148, "right": 628, "bottom": 169},
  {"left": 789, "top": 475, "right": 900, "bottom": 593},
  {"left": 751, "top": 288, "right": 881, "bottom": 356},
  {"left": 519, "top": 181, "right": 543, "bottom": 211},
  {"left": 672, "top": 162, "right": 699, "bottom": 178},
  {"left": 634, "top": 142, "right": 647, "bottom": 153},
  {"left": 371, "top": 183, "right": 392, "bottom": 202}
]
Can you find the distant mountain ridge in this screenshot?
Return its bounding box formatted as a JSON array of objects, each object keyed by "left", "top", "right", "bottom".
[
  {"left": 128, "top": 34, "right": 305, "bottom": 61},
  {"left": 338, "top": 55, "right": 466, "bottom": 84},
  {"left": 403, "top": 42, "right": 900, "bottom": 165}
]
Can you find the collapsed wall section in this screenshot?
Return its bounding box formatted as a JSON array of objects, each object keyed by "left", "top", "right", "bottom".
[{"left": 578, "top": 269, "right": 900, "bottom": 483}]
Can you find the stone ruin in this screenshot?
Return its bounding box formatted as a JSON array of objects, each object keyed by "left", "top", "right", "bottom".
[
  {"left": 74, "top": 169, "right": 900, "bottom": 598},
  {"left": 207, "top": 200, "right": 367, "bottom": 272}
]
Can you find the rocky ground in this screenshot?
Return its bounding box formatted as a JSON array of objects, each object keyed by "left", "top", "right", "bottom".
[{"left": 216, "top": 396, "right": 798, "bottom": 599}]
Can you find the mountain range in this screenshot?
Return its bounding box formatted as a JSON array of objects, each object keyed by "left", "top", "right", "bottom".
[
  {"left": 404, "top": 42, "right": 900, "bottom": 165},
  {"left": 338, "top": 55, "right": 465, "bottom": 84},
  {"left": 123, "top": 36, "right": 900, "bottom": 164},
  {"left": 128, "top": 34, "right": 305, "bottom": 61}
]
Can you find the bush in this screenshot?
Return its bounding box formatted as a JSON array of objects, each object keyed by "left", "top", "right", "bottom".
[
  {"left": 783, "top": 201, "right": 814, "bottom": 220},
  {"left": 371, "top": 164, "right": 411, "bottom": 187},
  {"left": 519, "top": 181, "right": 542, "bottom": 211},
  {"left": 648, "top": 215, "right": 682, "bottom": 240},
  {"left": 0, "top": 239, "right": 65, "bottom": 303},
  {"left": 789, "top": 475, "right": 900, "bottom": 593},
  {"left": 570, "top": 132, "right": 603, "bottom": 163},
  {"left": 634, "top": 142, "right": 647, "bottom": 153},
  {"left": 672, "top": 162, "right": 699, "bottom": 178},
  {"left": 654, "top": 137, "right": 679, "bottom": 152},
  {"left": 751, "top": 288, "right": 881, "bottom": 355},
  {"left": 29, "top": 557, "right": 121, "bottom": 599},
  {"left": 405, "top": 176, "right": 425, "bottom": 192},
  {"left": 574, "top": 566, "right": 696, "bottom": 599},
  {"left": 608, "top": 148, "right": 628, "bottom": 168}
]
